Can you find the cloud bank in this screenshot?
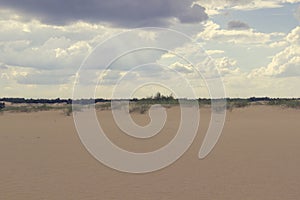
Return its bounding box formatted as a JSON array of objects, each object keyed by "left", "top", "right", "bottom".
[{"left": 0, "top": 0, "right": 208, "bottom": 27}]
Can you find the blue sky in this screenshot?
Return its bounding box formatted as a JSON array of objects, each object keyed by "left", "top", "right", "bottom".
[
  {"left": 0, "top": 0, "right": 299, "bottom": 98},
  {"left": 213, "top": 4, "right": 299, "bottom": 33}
]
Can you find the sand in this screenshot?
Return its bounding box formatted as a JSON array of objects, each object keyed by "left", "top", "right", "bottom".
[{"left": 0, "top": 106, "right": 299, "bottom": 200}]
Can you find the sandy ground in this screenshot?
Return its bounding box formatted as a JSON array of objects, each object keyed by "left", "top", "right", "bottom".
[{"left": 0, "top": 105, "right": 299, "bottom": 200}]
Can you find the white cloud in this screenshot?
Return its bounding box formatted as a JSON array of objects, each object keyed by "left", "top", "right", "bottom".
[
  {"left": 197, "top": 21, "right": 281, "bottom": 45},
  {"left": 0, "top": 37, "right": 90, "bottom": 69},
  {"left": 250, "top": 45, "right": 300, "bottom": 77},
  {"left": 0, "top": 15, "right": 121, "bottom": 71},
  {"left": 232, "top": 1, "right": 286, "bottom": 10},
  {"left": 0, "top": 5, "right": 299, "bottom": 98},
  {"left": 250, "top": 26, "right": 300, "bottom": 78},
  {"left": 269, "top": 41, "right": 288, "bottom": 48},
  {"left": 196, "top": 0, "right": 300, "bottom": 15},
  {"left": 169, "top": 62, "right": 194, "bottom": 73},
  {"left": 269, "top": 25, "right": 299, "bottom": 49},
  {"left": 195, "top": 0, "right": 251, "bottom": 15},
  {"left": 283, "top": 0, "right": 300, "bottom": 3},
  {"left": 138, "top": 30, "right": 158, "bottom": 41},
  {"left": 206, "top": 50, "right": 225, "bottom": 55},
  {"left": 214, "top": 57, "right": 240, "bottom": 76},
  {"left": 0, "top": 13, "right": 122, "bottom": 98},
  {"left": 286, "top": 26, "right": 300, "bottom": 44}
]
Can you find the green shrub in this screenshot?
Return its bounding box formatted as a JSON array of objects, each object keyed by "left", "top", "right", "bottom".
[
  {"left": 64, "top": 106, "right": 73, "bottom": 116},
  {"left": 129, "top": 104, "right": 150, "bottom": 114},
  {"left": 63, "top": 105, "right": 83, "bottom": 116},
  {"left": 267, "top": 99, "right": 300, "bottom": 109},
  {"left": 285, "top": 100, "right": 300, "bottom": 109},
  {"left": 96, "top": 103, "right": 111, "bottom": 110},
  {"left": 226, "top": 100, "right": 250, "bottom": 111}
]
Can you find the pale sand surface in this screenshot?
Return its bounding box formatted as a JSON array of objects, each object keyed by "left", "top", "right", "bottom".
[{"left": 0, "top": 106, "right": 299, "bottom": 199}]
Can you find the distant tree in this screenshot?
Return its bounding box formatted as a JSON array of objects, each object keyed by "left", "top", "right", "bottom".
[
  {"left": 0, "top": 102, "right": 5, "bottom": 110},
  {"left": 154, "top": 92, "right": 161, "bottom": 100}
]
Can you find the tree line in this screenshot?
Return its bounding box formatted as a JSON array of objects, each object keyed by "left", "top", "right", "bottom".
[{"left": 0, "top": 96, "right": 299, "bottom": 108}]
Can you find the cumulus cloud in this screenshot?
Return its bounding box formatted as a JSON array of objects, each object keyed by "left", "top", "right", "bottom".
[
  {"left": 227, "top": 20, "right": 250, "bottom": 30},
  {"left": 0, "top": 18, "right": 204, "bottom": 88},
  {"left": 0, "top": 18, "right": 121, "bottom": 87},
  {"left": 196, "top": 0, "right": 300, "bottom": 15},
  {"left": 269, "top": 26, "right": 299, "bottom": 48},
  {"left": 0, "top": 17, "right": 122, "bottom": 71},
  {"left": 0, "top": 36, "right": 92, "bottom": 70},
  {"left": 169, "top": 62, "right": 194, "bottom": 73},
  {"left": 250, "top": 26, "right": 300, "bottom": 78},
  {"left": 196, "top": 0, "right": 253, "bottom": 15},
  {"left": 286, "top": 26, "right": 300, "bottom": 44},
  {"left": 214, "top": 57, "right": 240, "bottom": 76},
  {"left": 0, "top": 0, "right": 208, "bottom": 27},
  {"left": 269, "top": 41, "right": 288, "bottom": 48},
  {"left": 250, "top": 45, "right": 300, "bottom": 77},
  {"left": 0, "top": 1, "right": 299, "bottom": 98},
  {"left": 197, "top": 21, "right": 278, "bottom": 44}
]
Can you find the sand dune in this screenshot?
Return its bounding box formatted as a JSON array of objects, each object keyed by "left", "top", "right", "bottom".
[{"left": 0, "top": 106, "right": 299, "bottom": 199}]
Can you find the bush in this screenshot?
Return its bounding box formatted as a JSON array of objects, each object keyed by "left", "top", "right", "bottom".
[
  {"left": 233, "top": 101, "right": 250, "bottom": 108},
  {"left": 129, "top": 104, "right": 150, "bottom": 114},
  {"left": 35, "top": 104, "right": 52, "bottom": 111},
  {"left": 96, "top": 103, "right": 111, "bottom": 110},
  {"left": 64, "top": 106, "right": 73, "bottom": 116},
  {"left": 285, "top": 100, "right": 300, "bottom": 109},
  {"left": 226, "top": 100, "right": 250, "bottom": 111},
  {"left": 63, "top": 105, "right": 83, "bottom": 116},
  {"left": 268, "top": 99, "right": 300, "bottom": 109}
]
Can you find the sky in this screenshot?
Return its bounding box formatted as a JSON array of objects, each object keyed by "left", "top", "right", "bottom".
[{"left": 0, "top": 0, "right": 299, "bottom": 98}]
